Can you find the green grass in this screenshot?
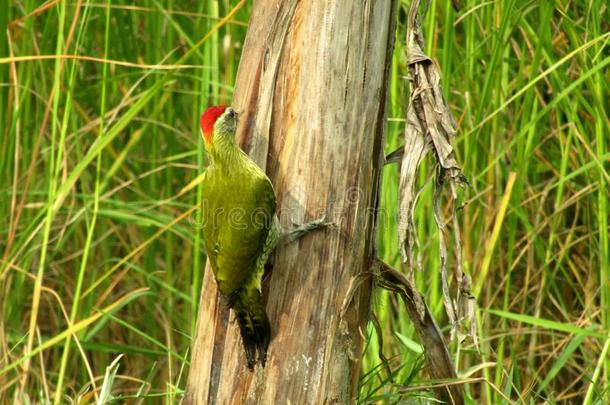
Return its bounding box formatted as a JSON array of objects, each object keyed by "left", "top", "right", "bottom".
[{"left": 1, "top": 0, "right": 608, "bottom": 403}]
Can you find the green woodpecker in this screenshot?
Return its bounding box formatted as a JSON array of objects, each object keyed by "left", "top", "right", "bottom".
[
  {"left": 200, "top": 105, "right": 329, "bottom": 368},
  {"left": 200, "top": 106, "right": 278, "bottom": 369}
]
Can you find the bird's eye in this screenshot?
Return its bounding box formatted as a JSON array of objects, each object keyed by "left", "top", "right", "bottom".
[{"left": 228, "top": 109, "right": 236, "bottom": 118}]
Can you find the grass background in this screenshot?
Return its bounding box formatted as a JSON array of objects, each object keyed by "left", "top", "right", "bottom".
[{"left": 1, "top": 0, "right": 608, "bottom": 403}]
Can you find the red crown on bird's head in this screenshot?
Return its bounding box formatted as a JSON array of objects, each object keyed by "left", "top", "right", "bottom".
[{"left": 200, "top": 106, "right": 227, "bottom": 145}]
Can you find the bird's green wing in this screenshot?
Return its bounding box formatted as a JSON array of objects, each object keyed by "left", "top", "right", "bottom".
[{"left": 203, "top": 170, "right": 276, "bottom": 296}]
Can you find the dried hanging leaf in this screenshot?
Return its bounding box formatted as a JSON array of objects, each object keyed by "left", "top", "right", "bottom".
[
  {"left": 374, "top": 260, "right": 464, "bottom": 405},
  {"left": 398, "top": 17, "right": 463, "bottom": 266},
  {"left": 397, "top": 0, "right": 476, "bottom": 349}
]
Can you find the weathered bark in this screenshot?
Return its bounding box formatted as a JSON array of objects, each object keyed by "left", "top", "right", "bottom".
[{"left": 186, "top": 1, "right": 397, "bottom": 403}]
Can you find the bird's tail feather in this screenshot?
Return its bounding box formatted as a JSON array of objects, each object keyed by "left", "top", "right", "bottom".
[{"left": 231, "top": 287, "right": 270, "bottom": 369}]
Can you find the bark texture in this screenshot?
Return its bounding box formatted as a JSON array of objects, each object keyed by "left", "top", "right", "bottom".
[{"left": 186, "top": 0, "right": 397, "bottom": 403}]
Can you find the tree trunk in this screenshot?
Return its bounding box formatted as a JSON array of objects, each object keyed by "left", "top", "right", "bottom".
[{"left": 186, "top": 0, "right": 397, "bottom": 403}]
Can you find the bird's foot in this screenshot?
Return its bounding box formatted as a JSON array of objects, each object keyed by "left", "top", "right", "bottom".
[{"left": 281, "top": 215, "right": 334, "bottom": 245}]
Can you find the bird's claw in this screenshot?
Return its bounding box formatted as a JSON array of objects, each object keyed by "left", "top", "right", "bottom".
[
  {"left": 282, "top": 215, "right": 334, "bottom": 245},
  {"left": 291, "top": 215, "right": 334, "bottom": 229}
]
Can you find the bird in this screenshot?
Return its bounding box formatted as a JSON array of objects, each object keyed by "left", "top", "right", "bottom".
[{"left": 199, "top": 105, "right": 328, "bottom": 369}]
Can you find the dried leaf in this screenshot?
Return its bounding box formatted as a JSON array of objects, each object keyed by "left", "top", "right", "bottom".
[{"left": 397, "top": 0, "right": 476, "bottom": 351}]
